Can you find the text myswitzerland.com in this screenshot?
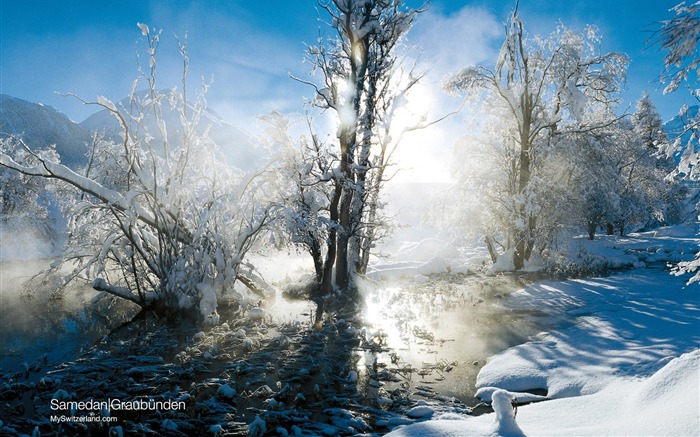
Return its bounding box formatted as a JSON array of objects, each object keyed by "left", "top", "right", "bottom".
[{"left": 50, "top": 415, "right": 118, "bottom": 424}]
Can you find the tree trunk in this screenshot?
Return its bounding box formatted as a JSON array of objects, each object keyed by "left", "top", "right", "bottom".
[
  {"left": 485, "top": 235, "right": 499, "bottom": 263},
  {"left": 606, "top": 223, "right": 614, "bottom": 235},
  {"left": 587, "top": 220, "right": 597, "bottom": 240},
  {"left": 319, "top": 181, "right": 342, "bottom": 298},
  {"left": 513, "top": 92, "right": 534, "bottom": 271},
  {"left": 309, "top": 236, "right": 324, "bottom": 284},
  {"left": 334, "top": 135, "right": 354, "bottom": 291},
  {"left": 514, "top": 238, "right": 526, "bottom": 270},
  {"left": 335, "top": 189, "right": 352, "bottom": 291}
]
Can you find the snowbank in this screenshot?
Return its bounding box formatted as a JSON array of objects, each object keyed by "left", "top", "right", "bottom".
[
  {"left": 387, "top": 350, "right": 699, "bottom": 436},
  {"left": 386, "top": 253, "right": 700, "bottom": 436},
  {"left": 367, "top": 237, "right": 488, "bottom": 281},
  {"left": 478, "top": 269, "right": 700, "bottom": 399}
]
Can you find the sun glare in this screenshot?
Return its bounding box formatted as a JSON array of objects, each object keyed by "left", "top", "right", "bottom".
[{"left": 387, "top": 82, "right": 457, "bottom": 184}]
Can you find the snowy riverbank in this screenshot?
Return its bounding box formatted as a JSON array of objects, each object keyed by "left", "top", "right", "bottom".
[
  {"left": 386, "top": 226, "right": 700, "bottom": 436},
  {"left": 1, "top": 224, "right": 698, "bottom": 435}
]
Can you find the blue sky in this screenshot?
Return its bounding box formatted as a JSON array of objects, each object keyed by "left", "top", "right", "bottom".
[{"left": 0, "top": 0, "right": 691, "bottom": 124}]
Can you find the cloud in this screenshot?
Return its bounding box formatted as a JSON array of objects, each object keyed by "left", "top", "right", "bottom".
[{"left": 409, "top": 5, "right": 502, "bottom": 84}]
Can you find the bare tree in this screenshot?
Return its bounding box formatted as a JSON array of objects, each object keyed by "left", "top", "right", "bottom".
[
  {"left": 445, "top": 3, "right": 627, "bottom": 269},
  {"left": 294, "top": 0, "right": 424, "bottom": 313},
  {"left": 0, "top": 25, "right": 272, "bottom": 322}
]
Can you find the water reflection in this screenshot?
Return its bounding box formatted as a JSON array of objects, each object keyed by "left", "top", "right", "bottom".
[
  {"left": 0, "top": 259, "right": 138, "bottom": 373},
  {"left": 1, "top": 257, "right": 544, "bottom": 409},
  {"left": 358, "top": 275, "right": 543, "bottom": 403}
]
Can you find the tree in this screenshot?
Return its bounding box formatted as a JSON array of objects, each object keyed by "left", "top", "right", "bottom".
[
  {"left": 631, "top": 93, "right": 686, "bottom": 228},
  {"left": 261, "top": 111, "right": 334, "bottom": 284},
  {"left": 0, "top": 25, "right": 272, "bottom": 322},
  {"left": 655, "top": 1, "right": 700, "bottom": 284},
  {"left": 564, "top": 120, "right": 622, "bottom": 240},
  {"left": 295, "top": 0, "right": 423, "bottom": 311},
  {"left": 445, "top": 4, "right": 627, "bottom": 269},
  {"left": 543, "top": 97, "right": 680, "bottom": 241},
  {"left": 0, "top": 139, "right": 58, "bottom": 247}
]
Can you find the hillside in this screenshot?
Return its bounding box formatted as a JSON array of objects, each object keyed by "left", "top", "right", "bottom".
[
  {"left": 79, "top": 94, "right": 263, "bottom": 170},
  {"left": 0, "top": 94, "right": 91, "bottom": 169}
]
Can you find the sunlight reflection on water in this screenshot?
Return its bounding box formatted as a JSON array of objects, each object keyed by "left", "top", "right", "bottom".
[
  {"left": 2, "top": 256, "right": 544, "bottom": 407},
  {"left": 358, "top": 276, "right": 544, "bottom": 403}
]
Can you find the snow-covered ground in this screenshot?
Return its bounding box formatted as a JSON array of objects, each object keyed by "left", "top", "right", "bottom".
[{"left": 385, "top": 225, "right": 700, "bottom": 436}]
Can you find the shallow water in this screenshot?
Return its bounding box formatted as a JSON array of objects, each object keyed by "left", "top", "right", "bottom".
[
  {"left": 1, "top": 260, "right": 542, "bottom": 408},
  {"left": 0, "top": 259, "right": 138, "bottom": 373},
  {"left": 1, "top": 260, "right": 553, "bottom": 435},
  {"left": 355, "top": 274, "right": 544, "bottom": 405}
]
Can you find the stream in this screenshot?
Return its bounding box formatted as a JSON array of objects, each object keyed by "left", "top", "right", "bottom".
[{"left": 0, "top": 260, "right": 549, "bottom": 435}]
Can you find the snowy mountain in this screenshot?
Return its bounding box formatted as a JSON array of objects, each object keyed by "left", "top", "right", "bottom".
[
  {"left": 663, "top": 104, "right": 699, "bottom": 162},
  {"left": 0, "top": 94, "right": 91, "bottom": 169},
  {"left": 1, "top": 93, "right": 265, "bottom": 171},
  {"left": 79, "top": 94, "right": 263, "bottom": 170}
]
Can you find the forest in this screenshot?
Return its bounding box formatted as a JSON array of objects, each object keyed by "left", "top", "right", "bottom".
[{"left": 0, "top": 1, "right": 698, "bottom": 436}]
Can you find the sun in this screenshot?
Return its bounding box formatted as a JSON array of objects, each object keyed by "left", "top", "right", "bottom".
[{"left": 385, "top": 81, "right": 456, "bottom": 184}]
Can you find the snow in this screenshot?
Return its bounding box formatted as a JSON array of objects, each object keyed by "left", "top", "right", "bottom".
[
  {"left": 217, "top": 384, "right": 237, "bottom": 399},
  {"left": 367, "top": 237, "right": 467, "bottom": 281},
  {"left": 491, "top": 389, "right": 523, "bottom": 437},
  {"left": 197, "top": 282, "right": 219, "bottom": 325},
  {"left": 346, "top": 369, "right": 358, "bottom": 383},
  {"left": 405, "top": 404, "right": 435, "bottom": 418},
  {"left": 487, "top": 249, "right": 515, "bottom": 274},
  {"left": 385, "top": 225, "right": 700, "bottom": 436},
  {"left": 388, "top": 350, "right": 699, "bottom": 436},
  {"left": 248, "top": 415, "right": 267, "bottom": 436},
  {"left": 247, "top": 306, "right": 265, "bottom": 322},
  {"left": 476, "top": 269, "right": 699, "bottom": 400}
]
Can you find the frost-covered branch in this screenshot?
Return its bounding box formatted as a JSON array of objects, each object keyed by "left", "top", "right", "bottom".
[{"left": 0, "top": 25, "right": 275, "bottom": 322}]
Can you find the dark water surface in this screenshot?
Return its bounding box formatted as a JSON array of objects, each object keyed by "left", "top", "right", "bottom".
[
  {"left": 1, "top": 261, "right": 543, "bottom": 402},
  {"left": 0, "top": 261, "right": 549, "bottom": 434}
]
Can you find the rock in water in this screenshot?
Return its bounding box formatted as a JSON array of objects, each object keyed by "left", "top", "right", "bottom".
[
  {"left": 249, "top": 415, "right": 266, "bottom": 436},
  {"left": 248, "top": 307, "right": 265, "bottom": 322},
  {"left": 406, "top": 405, "right": 434, "bottom": 418},
  {"left": 217, "top": 384, "right": 237, "bottom": 399}
]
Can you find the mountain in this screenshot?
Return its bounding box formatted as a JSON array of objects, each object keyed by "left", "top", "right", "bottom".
[
  {"left": 0, "top": 94, "right": 91, "bottom": 169},
  {"left": 79, "top": 93, "right": 263, "bottom": 170},
  {"left": 1, "top": 92, "right": 265, "bottom": 173},
  {"left": 663, "top": 105, "right": 699, "bottom": 162}
]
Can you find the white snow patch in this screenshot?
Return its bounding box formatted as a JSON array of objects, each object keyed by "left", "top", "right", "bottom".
[
  {"left": 217, "top": 384, "right": 237, "bottom": 399},
  {"left": 247, "top": 306, "right": 265, "bottom": 322},
  {"left": 405, "top": 404, "right": 435, "bottom": 418},
  {"left": 388, "top": 351, "right": 699, "bottom": 436}
]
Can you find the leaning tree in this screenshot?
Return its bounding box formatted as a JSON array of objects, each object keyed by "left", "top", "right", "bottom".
[{"left": 0, "top": 25, "right": 273, "bottom": 322}]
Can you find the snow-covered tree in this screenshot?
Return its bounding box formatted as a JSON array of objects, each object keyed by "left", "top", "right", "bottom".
[
  {"left": 0, "top": 25, "right": 272, "bottom": 322},
  {"left": 260, "top": 112, "right": 334, "bottom": 284},
  {"left": 537, "top": 99, "right": 680, "bottom": 241},
  {"left": 445, "top": 4, "right": 628, "bottom": 269},
  {"left": 295, "top": 0, "right": 424, "bottom": 311},
  {"left": 655, "top": 2, "right": 700, "bottom": 284},
  {"left": 634, "top": 92, "right": 670, "bottom": 161},
  {"left": 654, "top": 1, "right": 700, "bottom": 180},
  {"left": 562, "top": 123, "right": 622, "bottom": 240},
  {"left": 0, "top": 138, "right": 58, "bottom": 244},
  {"left": 631, "top": 93, "right": 687, "bottom": 227}
]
